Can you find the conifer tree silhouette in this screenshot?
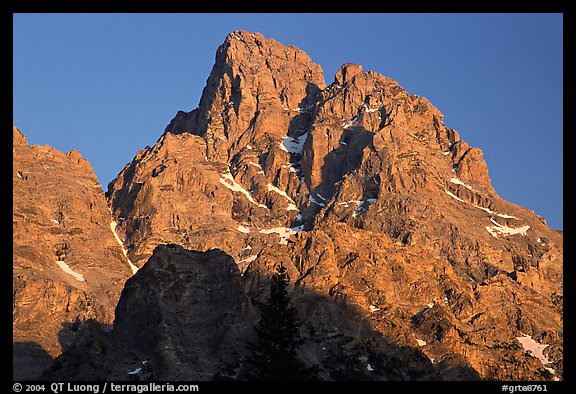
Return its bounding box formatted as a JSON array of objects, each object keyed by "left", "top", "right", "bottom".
[{"left": 244, "top": 263, "right": 316, "bottom": 380}]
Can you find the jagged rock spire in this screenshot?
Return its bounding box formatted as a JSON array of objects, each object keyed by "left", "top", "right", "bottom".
[{"left": 165, "top": 30, "right": 325, "bottom": 163}]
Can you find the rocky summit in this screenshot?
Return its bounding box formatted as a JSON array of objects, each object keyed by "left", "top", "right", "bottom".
[{"left": 14, "top": 31, "right": 562, "bottom": 381}]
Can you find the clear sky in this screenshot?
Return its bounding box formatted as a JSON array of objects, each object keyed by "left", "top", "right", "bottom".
[{"left": 13, "top": 13, "right": 563, "bottom": 230}]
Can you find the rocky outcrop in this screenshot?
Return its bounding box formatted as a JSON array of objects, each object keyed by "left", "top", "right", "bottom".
[
  {"left": 22, "top": 29, "right": 563, "bottom": 381},
  {"left": 112, "top": 245, "right": 250, "bottom": 380},
  {"left": 43, "top": 245, "right": 457, "bottom": 381},
  {"left": 12, "top": 127, "right": 133, "bottom": 380},
  {"left": 104, "top": 30, "right": 562, "bottom": 381},
  {"left": 42, "top": 245, "right": 253, "bottom": 380},
  {"left": 107, "top": 31, "right": 326, "bottom": 269},
  {"left": 286, "top": 223, "right": 561, "bottom": 380},
  {"left": 165, "top": 30, "right": 325, "bottom": 159}
]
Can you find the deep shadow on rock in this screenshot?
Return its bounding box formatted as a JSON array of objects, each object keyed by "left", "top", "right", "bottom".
[
  {"left": 40, "top": 244, "right": 480, "bottom": 381},
  {"left": 317, "top": 125, "right": 374, "bottom": 198},
  {"left": 45, "top": 320, "right": 117, "bottom": 381},
  {"left": 13, "top": 342, "right": 54, "bottom": 381},
  {"left": 287, "top": 82, "right": 323, "bottom": 138}
]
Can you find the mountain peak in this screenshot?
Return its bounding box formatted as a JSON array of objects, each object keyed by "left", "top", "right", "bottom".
[
  {"left": 21, "top": 31, "right": 562, "bottom": 382},
  {"left": 222, "top": 30, "right": 306, "bottom": 59},
  {"left": 334, "top": 63, "right": 363, "bottom": 85},
  {"left": 224, "top": 30, "right": 264, "bottom": 44},
  {"left": 165, "top": 30, "right": 325, "bottom": 162}
]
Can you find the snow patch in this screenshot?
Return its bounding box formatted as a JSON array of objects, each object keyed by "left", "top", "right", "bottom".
[
  {"left": 280, "top": 133, "right": 308, "bottom": 155},
  {"left": 219, "top": 169, "right": 268, "bottom": 209},
  {"left": 237, "top": 225, "right": 251, "bottom": 234},
  {"left": 351, "top": 199, "right": 376, "bottom": 216},
  {"left": 309, "top": 194, "right": 326, "bottom": 207},
  {"left": 367, "top": 363, "right": 374, "bottom": 371},
  {"left": 485, "top": 218, "right": 529, "bottom": 238},
  {"left": 127, "top": 367, "right": 142, "bottom": 375},
  {"left": 239, "top": 254, "right": 258, "bottom": 264},
  {"left": 291, "top": 225, "right": 305, "bottom": 232},
  {"left": 290, "top": 106, "right": 312, "bottom": 114},
  {"left": 342, "top": 115, "right": 359, "bottom": 129},
  {"left": 338, "top": 200, "right": 362, "bottom": 206},
  {"left": 267, "top": 184, "right": 299, "bottom": 211},
  {"left": 110, "top": 221, "right": 139, "bottom": 274},
  {"left": 248, "top": 162, "right": 262, "bottom": 170},
  {"left": 259, "top": 225, "right": 304, "bottom": 245},
  {"left": 473, "top": 205, "right": 517, "bottom": 219},
  {"left": 55, "top": 260, "right": 85, "bottom": 282},
  {"left": 516, "top": 334, "right": 554, "bottom": 371},
  {"left": 445, "top": 188, "right": 517, "bottom": 220},
  {"left": 420, "top": 303, "right": 434, "bottom": 314},
  {"left": 363, "top": 103, "right": 380, "bottom": 113},
  {"left": 450, "top": 177, "right": 473, "bottom": 190},
  {"left": 444, "top": 189, "right": 465, "bottom": 203}
]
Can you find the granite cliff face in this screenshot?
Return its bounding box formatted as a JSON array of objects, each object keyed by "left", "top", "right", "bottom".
[
  {"left": 12, "top": 127, "right": 133, "bottom": 380},
  {"left": 107, "top": 31, "right": 326, "bottom": 270},
  {"left": 16, "top": 30, "right": 563, "bottom": 381}
]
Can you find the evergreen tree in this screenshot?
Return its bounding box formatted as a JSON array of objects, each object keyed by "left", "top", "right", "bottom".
[{"left": 244, "top": 263, "right": 316, "bottom": 380}]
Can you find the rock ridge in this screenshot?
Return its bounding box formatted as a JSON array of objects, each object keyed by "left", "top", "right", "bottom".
[
  {"left": 14, "top": 29, "right": 562, "bottom": 381},
  {"left": 13, "top": 126, "right": 133, "bottom": 380}
]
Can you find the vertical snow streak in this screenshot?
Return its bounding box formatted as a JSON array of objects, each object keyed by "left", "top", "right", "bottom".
[{"left": 110, "top": 220, "right": 139, "bottom": 274}]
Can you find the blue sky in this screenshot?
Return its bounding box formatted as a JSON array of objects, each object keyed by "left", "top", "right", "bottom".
[{"left": 13, "top": 13, "right": 563, "bottom": 230}]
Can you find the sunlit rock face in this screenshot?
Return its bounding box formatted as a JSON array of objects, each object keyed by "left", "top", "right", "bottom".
[
  {"left": 17, "top": 30, "right": 562, "bottom": 381},
  {"left": 105, "top": 31, "right": 562, "bottom": 381},
  {"left": 13, "top": 126, "right": 132, "bottom": 380}
]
